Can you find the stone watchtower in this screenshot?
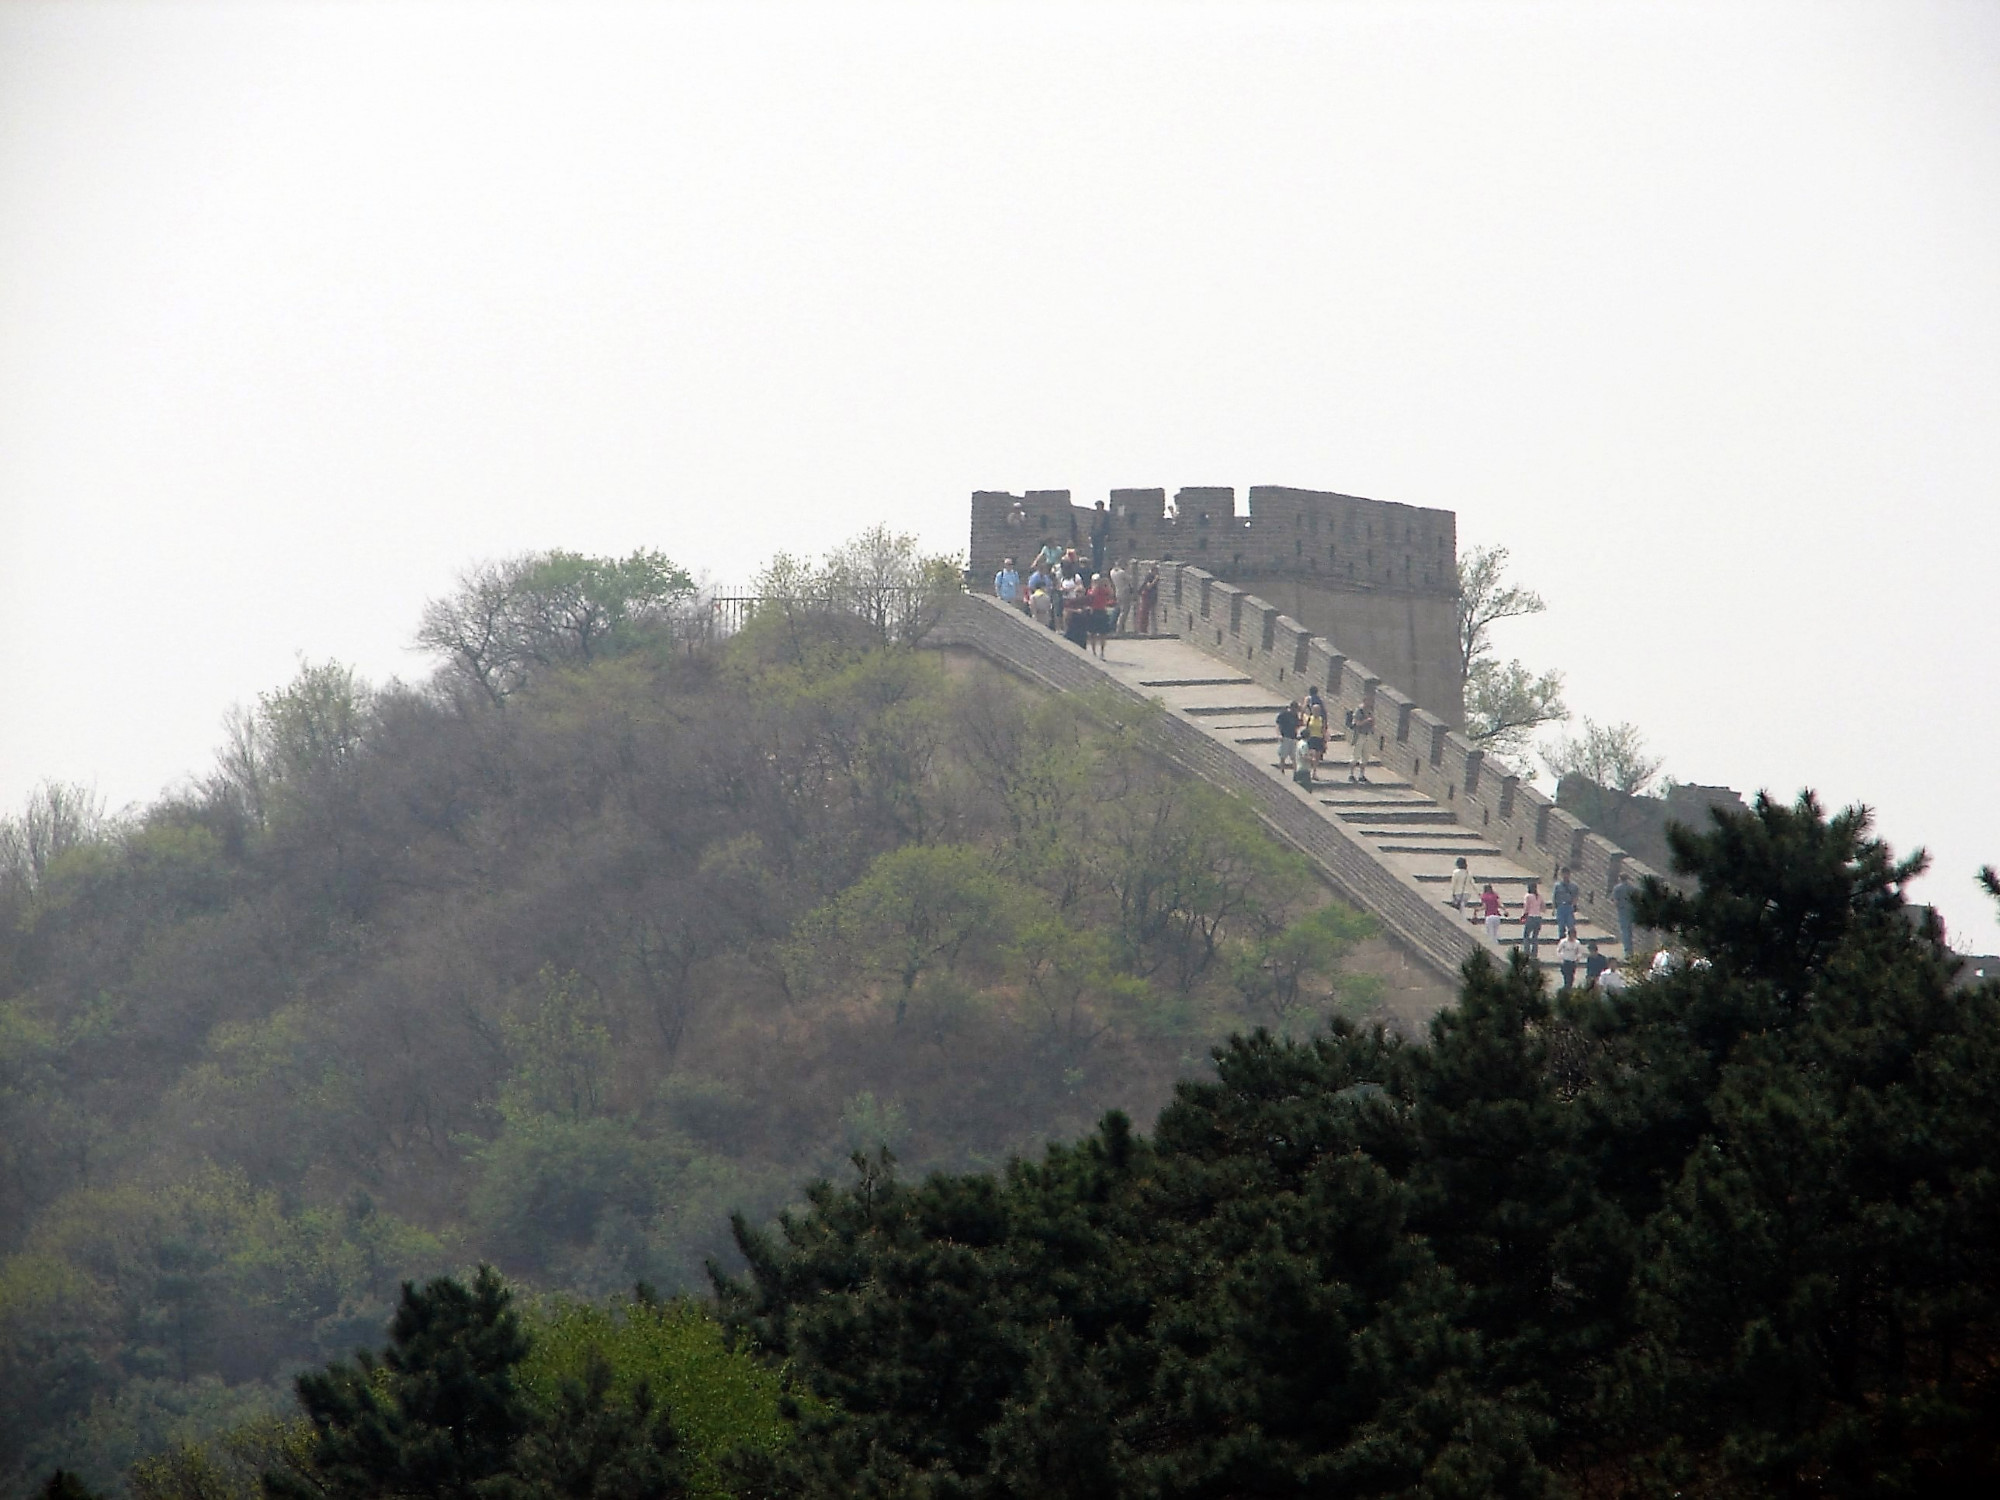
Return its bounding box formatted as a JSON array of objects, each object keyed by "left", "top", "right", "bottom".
[{"left": 970, "top": 484, "right": 1463, "bottom": 726}]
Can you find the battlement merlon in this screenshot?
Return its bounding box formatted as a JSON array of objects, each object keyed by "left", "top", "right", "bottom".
[
  {"left": 970, "top": 485, "right": 1458, "bottom": 596},
  {"left": 970, "top": 485, "right": 1464, "bottom": 727}
]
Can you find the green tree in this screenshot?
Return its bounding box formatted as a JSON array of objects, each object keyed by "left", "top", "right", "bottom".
[
  {"left": 268, "top": 1267, "right": 532, "bottom": 1500},
  {"left": 1227, "top": 901, "right": 1382, "bottom": 1036},
  {"left": 1456, "top": 545, "right": 1566, "bottom": 760},
  {"left": 1100, "top": 779, "right": 1309, "bottom": 992},
  {"left": 793, "top": 845, "right": 1040, "bottom": 1022},
  {"left": 418, "top": 550, "right": 696, "bottom": 705}
]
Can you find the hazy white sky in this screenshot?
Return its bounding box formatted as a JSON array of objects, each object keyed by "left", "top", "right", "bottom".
[{"left": 4, "top": 0, "right": 1998, "bottom": 944}]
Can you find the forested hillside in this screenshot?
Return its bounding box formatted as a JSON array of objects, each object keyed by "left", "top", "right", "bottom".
[{"left": 0, "top": 543, "right": 1400, "bottom": 1493}]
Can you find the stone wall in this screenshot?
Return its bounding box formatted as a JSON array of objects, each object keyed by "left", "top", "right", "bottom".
[
  {"left": 925, "top": 594, "right": 1483, "bottom": 983},
  {"left": 971, "top": 485, "right": 1462, "bottom": 723},
  {"left": 1140, "top": 560, "right": 1666, "bottom": 936}
]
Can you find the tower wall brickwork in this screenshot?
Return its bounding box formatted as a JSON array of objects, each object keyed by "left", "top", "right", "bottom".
[{"left": 972, "top": 484, "right": 1462, "bottom": 724}]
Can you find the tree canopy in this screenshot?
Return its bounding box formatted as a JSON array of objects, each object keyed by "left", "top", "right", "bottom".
[{"left": 715, "top": 792, "right": 2000, "bottom": 1497}]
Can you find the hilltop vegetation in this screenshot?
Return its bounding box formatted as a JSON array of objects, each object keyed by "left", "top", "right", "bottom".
[
  {"left": 0, "top": 539, "right": 1398, "bottom": 1493},
  {"left": 12, "top": 536, "right": 2000, "bottom": 1497}
]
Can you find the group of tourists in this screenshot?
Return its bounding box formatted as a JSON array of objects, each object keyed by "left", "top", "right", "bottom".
[
  {"left": 994, "top": 547, "right": 1162, "bottom": 656},
  {"left": 1274, "top": 688, "right": 1374, "bottom": 787},
  {"left": 1447, "top": 859, "right": 1651, "bottom": 989}
]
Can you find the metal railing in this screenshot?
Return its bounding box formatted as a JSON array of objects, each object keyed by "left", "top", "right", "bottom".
[{"left": 660, "top": 586, "right": 951, "bottom": 653}]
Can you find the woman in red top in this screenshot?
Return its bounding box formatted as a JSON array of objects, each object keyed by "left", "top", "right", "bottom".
[
  {"left": 1085, "top": 575, "right": 1116, "bottom": 657},
  {"left": 1480, "top": 884, "right": 1505, "bottom": 945}
]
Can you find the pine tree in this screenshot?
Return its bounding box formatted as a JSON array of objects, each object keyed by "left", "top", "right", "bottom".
[{"left": 268, "top": 1266, "right": 533, "bottom": 1500}]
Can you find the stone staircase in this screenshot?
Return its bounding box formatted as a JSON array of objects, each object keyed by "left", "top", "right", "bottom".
[{"left": 932, "top": 595, "right": 1631, "bottom": 982}]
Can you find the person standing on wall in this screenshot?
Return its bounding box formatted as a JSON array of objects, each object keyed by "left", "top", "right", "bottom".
[
  {"left": 1303, "top": 699, "right": 1328, "bottom": 782},
  {"left": 1089, "top": 500, "right": 1111, "bottom": 577},
  {"left": 1347, "top": 699, "right": 1375, "bottom": 782},
  {"left": 1519, "top": 880, "right": 1545, "bottom": 961},
  {"left": 1137, "top": 567, "right": 1160, "bottom": 635},
  {"left": 1109, "top": 561, "right": 1132, "bottom": 633},
  {"left": 1552, "top": 866, "right": 1579, "bottom": 939},
  {"left": 1585, "top": 940, "right": 1610, "bottom": 989},
  {"left": 1555, "top": 929, "right": 1584, "bottom": 989},
  {"left": 1275, "top": 700, "right": 1301, "bottom": 773},
  {"left": 995, "top": 558, "right": 1020, "bottom": 606},
  {"left": 1480, "top": 884, "right": 1504, "bottom": 945},
  {"left": 1450, "top": 856, "right": 1474, "bottom": 914},
  {"left": 1085, "top": 574, "right": 1115, "bottom": 657},
  {"left": 1611, "top": 871, "right": 1639, "bottom": 957}
]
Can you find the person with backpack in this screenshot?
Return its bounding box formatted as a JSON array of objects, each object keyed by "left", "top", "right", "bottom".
[
  {"left": 1303, "top": 701, "right": 1328, "bottom": 781},
  {"left": 1275, "top": 701, "right": 1301, "bottom": 772},
  {"left": 1347, "top": 700, "right": 1375, "bottom": 782}
]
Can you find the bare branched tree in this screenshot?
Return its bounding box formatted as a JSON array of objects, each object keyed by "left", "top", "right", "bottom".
[
  {"left": 1542, "top": 718, "right": 1664, "bottom": 796},
  {"left": 0, "top": 780, "right": 108, "bottom": 893}
]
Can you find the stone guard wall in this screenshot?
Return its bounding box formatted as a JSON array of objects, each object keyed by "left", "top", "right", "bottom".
[
  {"left": 973, "top": 485, "right": 1463, "bottom": 722},
  {"left": 1140, "top": 560, "right": 1664, "bottom": 934}
]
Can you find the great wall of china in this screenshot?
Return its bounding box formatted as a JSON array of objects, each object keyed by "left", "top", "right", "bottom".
[{"left": 940, "top": 485, "right": 1662, "bottom": 985}]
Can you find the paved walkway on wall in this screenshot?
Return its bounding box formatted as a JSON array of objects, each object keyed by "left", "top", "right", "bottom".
[{"left": 935, "top": 597, "right": 1628, "bottom": 982}]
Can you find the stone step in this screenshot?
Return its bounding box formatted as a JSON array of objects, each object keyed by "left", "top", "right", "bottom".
[
  {"left": 1333, "top": 809, "right": 1459, "bottom": 825},
  {"left": 1286, "top": 777, "right": 1416, "bottom": 792},
  {"left": 1377, "top": 844, "right": 1505, "bottom": 856},
  {"left": 1141, "top": 676, "right": 1254, "bottom": 688},
  {"left": 1183, "top": 703, "right": 1291, "bottom": 717},
  {"left": 1415, "top": 873, "right": 1535, "bottom": 885},
  {"left": 1362, "top": 836, "right": 1486, "bottom": 847}
]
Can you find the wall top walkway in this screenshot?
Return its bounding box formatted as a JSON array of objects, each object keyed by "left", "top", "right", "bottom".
[
  {"left": 1136, "top": 559, "right": 1666, "bottom": 905},
  {"left": 930, "top": 588, "right": 1653, "bottom": 986}
]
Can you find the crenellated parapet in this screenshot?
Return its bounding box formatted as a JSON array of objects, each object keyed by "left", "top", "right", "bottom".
[
  {"left": 972, "top": 484, "right": 1456, "bottom": 593},
  {"left": 1141, "top": 558, "right": 1664, "bottom": 922},
  {"left": 972, "top": 485, "right": 1463, "bottom": 723}
]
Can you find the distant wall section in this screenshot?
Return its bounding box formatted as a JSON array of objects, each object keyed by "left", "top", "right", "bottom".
[
  {"left": 972, "top": 484, "right": 1462, "bottom": 724},
  {"left": 1139, "top": 559, "right": 1667, "bottom": 935}
]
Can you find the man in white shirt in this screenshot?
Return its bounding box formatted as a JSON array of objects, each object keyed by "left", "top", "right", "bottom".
[
  {"left": 1554, "top": 932, "right": 1584, "bottom": 989},
  {"left": 1109, "top": 563, "right": 1132, "bottom": 632}
]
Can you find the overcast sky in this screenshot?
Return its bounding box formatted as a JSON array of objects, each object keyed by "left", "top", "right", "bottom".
[{"left": 3, "top": 0, "right": 1997, "bottom": 945}]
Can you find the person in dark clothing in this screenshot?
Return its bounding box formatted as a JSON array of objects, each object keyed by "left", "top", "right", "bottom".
[
  {"left": 1585, "top": 941, "right": 1610, "bottom": 988},
  {"left": 1611, "top": 873, "right": 1639, "bottom": 956},
  {"left": 1136, "top": 568, "right": 1160, "bottom": 634},
  {"left": 1089, "top": 500, "right": 1111, "bottom": 577},
  {"left": 1064, "top": 600, "right": 1091, "bottom": 649},
  {"left": 1275, "top": 701, "right": 1301, "bottom": 770}
]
